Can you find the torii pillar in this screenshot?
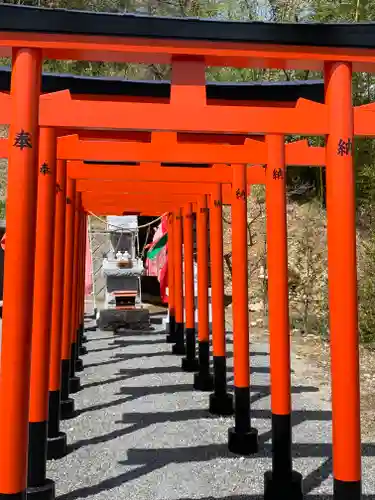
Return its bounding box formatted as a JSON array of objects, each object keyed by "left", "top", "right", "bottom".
[
  {"left": 172, "top": 209, "right": 185, "bottom": 354},
  {"left": 228, "top": 163, "right": 258, "bottom": 456},
  {"left": 47, "top": 159, "right": 68, "bottom": 458},
  {"left": 0, "top": 48, "right": 42, "bottom": 500},
  {"left": 263, "top": 135, "right": 303, "bottom": 499},
  {"left": 325, "top": 62, "right": 361, "bottom": 500},
  {"left": 27, "top": 127, "right": 57, "bottom": 499},
  {"left": 208, "top": 184, "right": 233, "bottom": 414},
  {"left": 166, "top": 212, "right": 176, "bottom": 340}
]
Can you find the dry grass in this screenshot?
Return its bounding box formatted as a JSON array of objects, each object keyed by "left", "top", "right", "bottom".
[{"left": 222, "top": 188, "right": 329, "bottom": 335}]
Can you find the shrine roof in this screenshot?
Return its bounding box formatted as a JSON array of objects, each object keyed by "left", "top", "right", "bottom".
[
  {"left": 0, "top": 4, "right": 375, "bottom": 49},
  {"left": 0, "top": 67, "right": 324, "bottom": 102}
]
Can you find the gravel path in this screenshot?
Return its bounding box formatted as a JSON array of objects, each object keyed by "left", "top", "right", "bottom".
[{"left": 47, "top": 315, "right": 375, "bottom": 500}]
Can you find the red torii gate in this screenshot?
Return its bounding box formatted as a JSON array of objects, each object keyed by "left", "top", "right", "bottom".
[
  {"left": 65, "top": 131, "right": 325, "bottom": 416},
  {"left": 0, "top": 5, "right": 370, "bottom": 499},
  {"left": 67, "top": 130, "right": 326, "bottom": 469},
  {"left": 0, "top": 107, "right": 332, "bottom": 498},
  {"left": 0, "top": 80, "right": 346, "bottom": 500},
  {"left": 56, "top": 132, "right": 325, "bottom": 165}
]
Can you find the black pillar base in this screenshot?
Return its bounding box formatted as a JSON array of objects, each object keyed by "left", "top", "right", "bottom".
[
  {"left": 26, "top": 479, "right": 55, "bottom": 500},
  {"left": 28, "top": 421, "right": 49, "bottom": 496},
  {"left": 168, "top": 314, "right": 176, "bottom": 336},
  {"left": 75, "top": 358, "right": 84, "bottom": 372},
  {"left": 172, "top": 342, "right": 186, "bottom": 355},
  {"left": 27, "top": 422, "right": 55, "bottom": 499},
  {"left": 183, "top": 328, "right": 197, "bottom": 369},
  {"left": 69, "top": 376, "right": 81, "bottom": 394},
  {"left": 227, "top": 426, "right": 259, "bottom": 456},
  {"left": 170, "top": 322, "right": 184, "bottom": 353},
  {"left": 60, "top": 359, "right": 71, "bottom": 406},
  {"left": 166, "top": 334, "right": 178, "bottom": 344},
  {"left": 181, "top": 357, "right": 199, "bottom": 372},
  {"left": 333, "top": 479, "right": 361, "bottom": 500},
  {"left": 70, "top": 343, "right": 77, "bottom": 379},
  {"left": 209, "top": 392, "right": 234, "bottom": 416},
  {"left": 193, "top": 340, "right": 212, "bottom": 391},
  {"left": 81, "top": 335, "right": 88, "bottom": 343},
  {"left": 79, "top": 346, "right": 88, "bottom": 356},
  {"left": 60, "top": 398, "right": 75, "bottom": 420},
  {"left": 0, "top": 493, "right": 26, "bottom": 499},
  {"left": 193, "top": 371, "right": 214, "bottom": 392},
  {"left": 47, "top": 390, "right": 65, "bottom": 459},
  {"left": 47, "top": 431, "right": 67, "bottom": 460},
  {"left": 264, "top": 470, "right": 303, "bottom": 500}
]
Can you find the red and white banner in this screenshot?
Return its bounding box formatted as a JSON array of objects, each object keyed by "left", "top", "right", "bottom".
[{"left": 145, "top": 215, "right": 169, "bottom": 303}]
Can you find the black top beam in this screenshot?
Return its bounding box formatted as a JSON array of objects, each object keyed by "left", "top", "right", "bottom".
[
  {"left": 0, "top": 4, "right": 375, "bottom": 49},
  {"left": 0, "top": 67, "right": 324, "bottom": 103}
]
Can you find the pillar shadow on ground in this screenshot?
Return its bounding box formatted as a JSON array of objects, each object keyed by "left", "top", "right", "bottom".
[
  {"left": 116, "top": 382, "right": 318, "bottom": 403},
  {"left": 60, "top": 426, "right": 375, "bottom": 500},
  {"left": 109, "top": 349, "right": 270, "bottom": 366},
  {"left": 84, "top": 350, "right": 172, "bottom": 369},
  {"left": 84, "top": 336, "right": 113, "bottom": 343},
  {"left": 66, "top": 405, "right": 338, "bottom": 490},
  {"left": 60, "top": 329, "right": 369, "bottom": 500},
  {"left": 74, "top": 396, "right": 133, "bottom": 418},
  {"left": 61, "top": 324, "right": 366, "bottom": 500},
  {"left": 75, "top": 383, "right": 194, "bottom": 418},
  {"left": 81, "top": 365, "right": 182, "bottom": 390},
  {"left": 111, "top": 328, "right": 166, "bottom": 338},
  {"left": 69, "top": 407, "right": 220, "bottom": 453},
  {"left": 88, "top": 338, "right": 166, "bottom": 354},
  {"left": 76, "top": 379, "right": 319, "bottom": 420},
  {"left": 136, "top": 495, "right": 372, "bottom": 500}
]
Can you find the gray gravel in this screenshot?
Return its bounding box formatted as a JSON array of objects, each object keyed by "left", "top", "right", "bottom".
[{"left": 47, "top": 316, "right": 375, "bottom": 500}]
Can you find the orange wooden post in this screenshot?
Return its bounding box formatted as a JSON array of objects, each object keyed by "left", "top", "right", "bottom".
[
  {"left": 83, "top": 215, "right": 97, "bottom": 324},
  {"left": 263, "top": 135, "right": 303, "bottom": 499},
  {"left": 68, "top": 190, "right": 82, "bottom": 394},
  {"left": 181, "top": 202, "right": 199, "bottom": 371},
  {"left": 171, "top": 208, "right": 185, "bottom": 354},
  {"left": 228, "top": 163, "right": 258, "bottom": 456},
  {"left": 75, "top": 209, "right": 85, "bottom": 358},
  {"left": 166, "top": 212, "right": 176, "bottom": 340},
  {"left": 193, "top": 194, "right": 214, "bottom": 391},
  {"left": 74, "top": 214, "right": 81, "bottom": 348},
  {"left": 81, "top": 215, "right": 92, "bottom": 339},
  {"left": 27, "top": 127, "right": 57, "bottom": 499},
  {"left": 73, "top": 209, "right": 85, "bottom": 365},
  {"left": 47, "top": 159, "right": 68, "bottom": 458},
  {"left": 78, "top": 213, "right": 86, "bottom": 338},
  {"left": 77, "top": 213, "right": 88, "bottom": 356},
  {"left": 83, "top": 214, "right": 89, "bottom": 328},
  {"left": 60, "top": 178, "right": 77, "bottom": 419},
  {"left": 208, "top": 184, "right": 233, "bottom": 415},
  {"left": 325, "top": 62, "right": 361, "bottom": 500},
  {"left": 0, "top": 48, "right": 41, "bottom": 499}
]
